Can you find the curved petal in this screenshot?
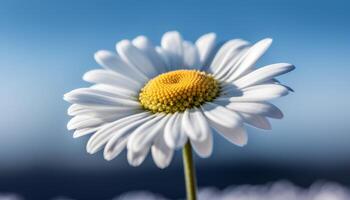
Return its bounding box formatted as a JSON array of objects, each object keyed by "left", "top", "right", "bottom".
[
  {"left": 225, "top": 102, "right": 283, "bottom": 119},
  {"left": 64, "top": 88, "right": 140, "bottom": 107},
  {"left": 209, "top": 39, "right": 249, "bottom": 75},
  {"left": 161, "top": 31, "right": 184, "bottom": 69},
  {"left": 103, "top": 132, "right": 129, "bottom": 161},
  {"left": 82, "top": 69, "right": 141, "bottom": 94},
  {"left": 226, "top": 38, "right": 273, "bottom": 82},
  {"left": 195, "top": 33, "right": 217, "bottom": 67},
  {"left": 90, "top": 84, "right": 139, "bottom": 98},
  {"left": 127, "top": 146, "right": 150, "bottom": 167},
  {"left": 127, "top": 114, "right": 170, "bottom": 153},
  {"left": 86, "top": 112, "right": 152, "bottom": 154},
  {"left": 164, "top": 113, "right": 187, "bottom": 149},
  {"left": 183, "top": 41, "right": 200, "bottom": 69},
  {"left": 182, "top": 108, "right": 210, "bottom": 142},
  {"left": 94, "top": 50, "right": 148, "bottom": 82},
  {"left": 67, "top": 104, "right": 82, "bottom": 116},
  {"left": 73, "top": 126, "right": 100, "bottom": 138},
  {"left": 67, "top": 102, "right": 139, "bottom": 116},
  {"left": 69, "top": 108, "right": 140, "bottom": 125},
  {"left": 155, "top": 46, "right": 171, "bottom": 71},
  {"left": 132, "top": 35, "right": 167, "bottom": 73},
  {"left": 67, "top": 115, "right": 104, "bottom": 130},
  {"left": 233, "top": 63, "right": 295, "bottom": 89},
  {"left": 151, "top": 134, "right": 174, "bottom": 169},
  {"left": 190, "top": 128, "right": 213, "bottom": 158},
  {"left": 116, "top": 40, "right": 158, "bottom": 78},
  {"left": 240, "top": 113, "right": 271, "bottom": 130},
  {"left": 202, "top": 102, "right": 247, "bottom": 146},
  {"left": 215, "top": 47, "right": 249, "bottom": 81},
  {"left": 65, "top": 87, "right": 135, "bottom": 104},
  {"left": 220, "top": 84, "right": 289, "bottom": 102}
]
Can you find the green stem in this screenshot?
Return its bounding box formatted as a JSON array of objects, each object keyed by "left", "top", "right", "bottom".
[{"left": 182, "top": 141, "right": 198, "bottom": 200}]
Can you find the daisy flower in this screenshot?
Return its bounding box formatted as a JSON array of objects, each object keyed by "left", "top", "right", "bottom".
[{"left": 64, "top": 31, "right": 294, "bottom": 168}]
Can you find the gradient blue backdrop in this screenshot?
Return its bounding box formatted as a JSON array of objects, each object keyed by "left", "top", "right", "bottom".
[{"left": 1, "top": 0, "right": 350, "bottom": 174}]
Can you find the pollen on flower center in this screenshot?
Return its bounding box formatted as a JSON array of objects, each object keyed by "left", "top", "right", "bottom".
[{"left": 139, "top": 69, "right": 220, "bottom": 113}]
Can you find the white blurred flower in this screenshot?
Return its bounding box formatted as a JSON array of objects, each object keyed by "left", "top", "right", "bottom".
[
  {"left": 111, "top": 181, "right": 350, "bottom": 200},
  {"left": 307, "top": 182, "right": 350, "bottom": 200},
  {"left": 64, "top": 31, "right": 294, "bottom": 168},
  {"left": 199, "top": 181, "right": 350, "bottom": 200},
  {"left": 0, "top": 193, "right": 23, "bottom": 200},
  {"left": 113, "top": 191, "right": 168, "bottom": 200},
  {"left": 3, "top": 181, "right": 348, "bottom": 200}
]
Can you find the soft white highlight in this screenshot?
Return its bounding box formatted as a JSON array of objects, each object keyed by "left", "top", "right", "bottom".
[{"left": 112, "top": 181, "right": 350, "bottom": 200}]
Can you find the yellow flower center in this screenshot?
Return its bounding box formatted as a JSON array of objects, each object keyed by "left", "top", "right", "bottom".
[{"left": 139, "top": 69, "right": 220, "bottom": 113}]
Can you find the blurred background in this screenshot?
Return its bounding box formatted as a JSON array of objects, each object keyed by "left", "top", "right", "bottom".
[{"left": 1, "top": 0, "right": 350, "bottom": 199}]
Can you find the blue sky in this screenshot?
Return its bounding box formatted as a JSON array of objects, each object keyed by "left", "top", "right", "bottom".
[{"left": 0, "top": 0, "right": 350, "bottom": 172}]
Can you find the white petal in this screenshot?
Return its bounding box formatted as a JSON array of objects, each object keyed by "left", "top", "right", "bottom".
[
  {"left": 218, "top": 84, "right": 243, "bottom": 99},
  {"left": 190, "top": 130, "right": 213, "bottom": 158},
  {"left": 90, "top": 84, "right": 138, "bottom": 98},
  {"left": 75, "top": 110, "right": 139, "bottom": 124},
  {"left": 127, "top": 146, "right": 150, "bottom": 167},
  {"left": 225, "top": 102, "right": 283, "bottom": 119},
  {"left": 73, "top": 126, "right": 100, "bottom": 138},
  {"left": 261, "top": 78, "right": 295, "bottom": 92},
  {"left": 195, "top": 33, "right": 217, "bottom": 66},
  {"left": 103, "top": 132, "right": 129, "bottom": 161},
  {"left": 64, "top": 88, "right": 140, "bottom": 107},
  {"left": 182, "top": 108, "right": 210, "bottom": 142},
  {"left": 234, "top": 63, "right": 295, "bottom": 89},
  {"left": 67, "top": 103, "right": 139, "bottom": 117},
  {"left": 155, "top": 46, "right": 171, "bottom": 71},
  {"left": 220, "top": 84, "right": 289, "bottom": 102},
  {"left": 161, "top": 31, "right": 184, "bottom": 69},
  {"left": 65, "top": 87, "right": 134, "bottom": 103},
  {"left": 82, "top": 69, "right": 141, "bottom": 94},
  {"left": 183, "top": 41, "right": 200, "bottom": 69},
  {"left": 132, "top": 36, "right": 167, "bottom": 73},
  {"left": 67, "top": 104, "right": 82, "bottom": 116},
  {"left": 164, "top": 113, "right": 188, "bottom": 149},
  {"left": 215, "top": 47, "right": 249, "bottom": 81},
  {"left": 94, "top": 50, "right": 148, "bottom": 82},
  {"left": 202, "top": 102, "right": 247, "bottom": 146},
  {"left": 260, "top": 78, "right": 295, "bottom": 92},
  {"left": 240, "top": 113, "right": 271, "bottom": 130},
  {"left": 67, "top": 115, "right": 104, "bottom": 130},
  {"left": 209, "top": 39, "right": 249, "bottom": 75},
  {"left": 116, "top": 40, "right": 158, "bottom": 78},
  {"left": 227, "top": 38, "right": 273, "bottom": 82},
  {"left": 86, "top": 112, "right": 152, "bottom": 154},
  {"left": 127, "top": 114, "right": 170, "bottom": 153},
  {"left": 151, "top": 134, "right": 174, "bottom": 169}
]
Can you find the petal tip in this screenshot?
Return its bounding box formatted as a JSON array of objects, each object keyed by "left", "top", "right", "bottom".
[
  {"left": 237, "top": 142, "right": 248, "bottom": 147},
  {"left": 198, "top": 32, "right": 217, "bottom": 42},
  {"left": 264, "top": 38, "right": 273, "bottom": 44},
  {"left": 116, "top": 39, "right": 131, "bottom": 52},
  {"left": 63, "top": 94, "right": 70, "bottom": 102},
  {"left": 104, "top": 153, "right": 113, "bottom": 161},
  {"left": 257, "top": 38, "right": 273, "bottom": 48},
  {"left": 205, "top": 32, "right": 217, "bottom": 39},
  {"left": 154, "top": 161, "right": 168, "bottom": 169},
  {"left": 132, "top": 36, "right": 150, "bottom": 48},
  {"left": 86, "top": 145, "right": 97, "bottom": 155},
  {"left": 236, "top": 135, "right": 248, "bottom": 147},
  {"left": 164, "top": 30, "right": 181, "bottom": 36}
]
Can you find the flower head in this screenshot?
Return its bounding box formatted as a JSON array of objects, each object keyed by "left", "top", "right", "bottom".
[
  {"left": 139, "top": 69, "right": 220, "bottom": 113},
  {"left": 64, "top": 31, "right": 294, "bottom": 168}
]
